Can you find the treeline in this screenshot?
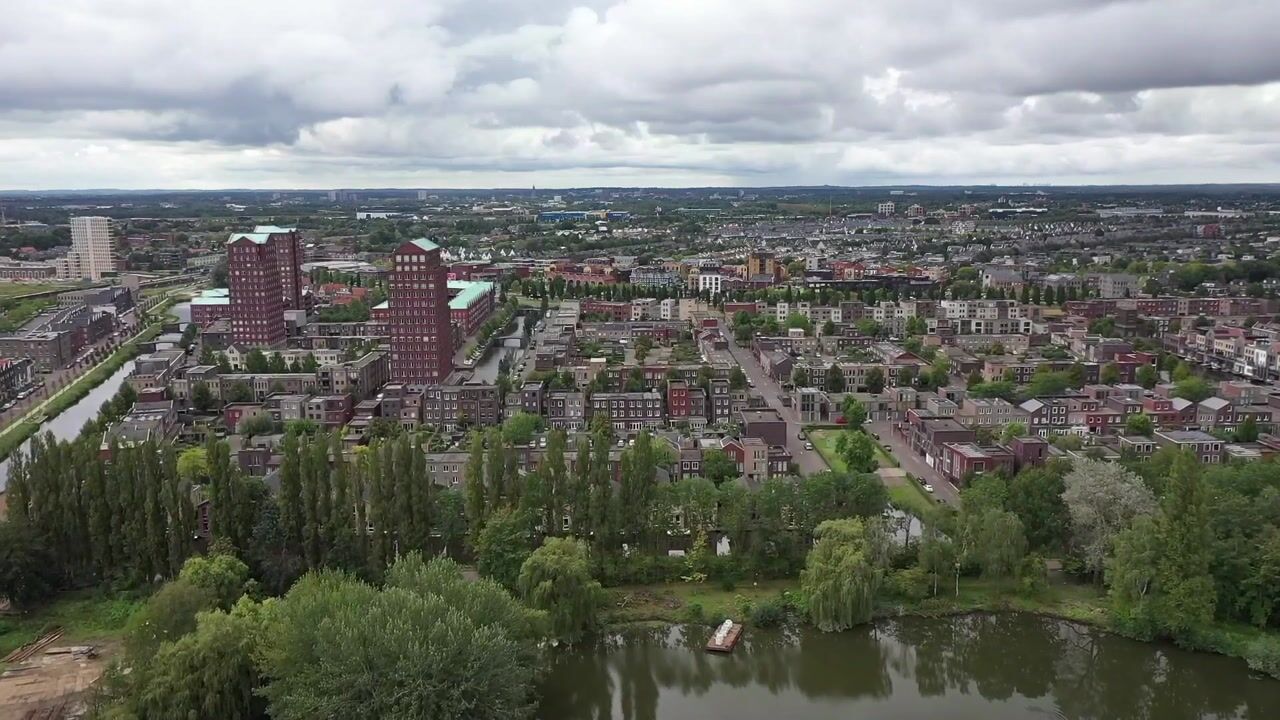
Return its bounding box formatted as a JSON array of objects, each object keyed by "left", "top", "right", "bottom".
[
  {"left": 4, "top": 436, "right": 197, "bottom": 595},
  {"left": 1, "top": 416, "right": 893, "bottom": 604}
]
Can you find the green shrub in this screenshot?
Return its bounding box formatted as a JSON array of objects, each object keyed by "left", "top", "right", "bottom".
[
  {"left": 749, "top": 595, "right": 792, "bottom": 628},
  {"left": 886, "top": 567, "right": 931, "bottom": 601},
  {"left": 682, "top": 601, "right": 706, "bottom": 625}
]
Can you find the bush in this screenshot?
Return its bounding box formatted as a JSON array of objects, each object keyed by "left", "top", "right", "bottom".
[
  {"left": 682, "top": 601, "right": 706, "bottom": 625},
  {"left": 1245, "top": 637, "right": 1280, "bottom": 679},
  {"left": 886, "top": 567, "right": 931, "bottom": 602},
  {"left": 594, "top": 554, "right": 684, "bottom": 586},
  {"left": 749, "top": 594, "right": 792, "bottom": 628}
]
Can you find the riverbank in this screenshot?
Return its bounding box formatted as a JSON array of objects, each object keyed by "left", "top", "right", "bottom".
[{"left": 602, "top": 575, "right": 1279, "bottom": 676}]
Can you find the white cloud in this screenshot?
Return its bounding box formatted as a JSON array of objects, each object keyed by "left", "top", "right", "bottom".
[{"left": 0, "top": 0, "right": 1278, "bottom": 188}]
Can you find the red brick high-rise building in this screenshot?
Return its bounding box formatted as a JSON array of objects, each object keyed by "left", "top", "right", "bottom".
[
  {"left": 389, "top": 238, "right": 453, "bottom": 387},
  {"left": 226, "top": 226, "right": 302, "bottom": 348},
  {"left": 254, "top": 225, "right": 304, "bottom": 310}
]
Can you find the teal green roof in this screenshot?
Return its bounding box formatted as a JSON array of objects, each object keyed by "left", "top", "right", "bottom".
[
  {"left": 409, "top": 238, "right": 440, "bottom": 252},
  {"left": 448, "top": 280, "right": 494, "bottom": 311},
  {"left": 254, "top": 225, "right": 296, "bottom": 234},
  {"left": 192, "top": 288, "right": 230, "bottom": 306},
  {"left": 227, "top": 232, "right": 270, "bottom": 245}
]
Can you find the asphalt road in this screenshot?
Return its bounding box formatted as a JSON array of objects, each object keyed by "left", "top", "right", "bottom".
[
  {"left": 718, "top": 321, "right": 830, "bottom": 476},
  {"left": 868, "top": 419, "right": 961, "bottom": 507}
]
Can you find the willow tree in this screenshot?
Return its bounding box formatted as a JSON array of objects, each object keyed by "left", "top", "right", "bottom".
[
  {"left": 802, "top": 518, "right": 890, "bottom": 632},
  {"left": 518, "top": 537, "right": 604, "bottom": 643}
]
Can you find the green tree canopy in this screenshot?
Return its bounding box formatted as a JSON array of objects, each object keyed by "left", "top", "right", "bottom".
[
  {"left": 802, "top": 518, "right": 891, "bottom": 632},
  {"left": 0, "top": 521, "right": 60, "bottom": 608},
  {"left": 256, "top": 555, "right": 544, "bottom": 720},
  {"left": 475, "top": 508, "right": 533, "bottom": 591},
  {"left": 1125, "top": 413, "right": 1155, "bottom": 437},
  {"left": 518, "top": 537, "right": 604, "bottom": 643},
  {"left": 835, "top": 430, "right": 878, "bottom": 474}
]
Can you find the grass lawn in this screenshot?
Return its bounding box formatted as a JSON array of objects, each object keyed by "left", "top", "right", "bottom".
[
  {"left": 604, "top": 579, "right": 800, "bottom": 625},
  {"left": 0, "top": 281, "right": 75, "bottom": 300},
  {"left": 808, "top": 428, "right": 849, "bottom": 472},
  {"left": 0, "top": 298, "right": 55, "bottom": 333},
  {"left": 888, "top": 483, "right": 941, "bottom": 518},
  {"left": 810, "top": 427, "right": 945, "bottom": 517},
  {"left": 0, "top": 591, "right": 142, "bottom": 661},
  {"left": 898, "top": 576, "right": 1111, "bottom": 627},
  {"left": 602, "top": 575, "right": 1111, "bottom": 631}
]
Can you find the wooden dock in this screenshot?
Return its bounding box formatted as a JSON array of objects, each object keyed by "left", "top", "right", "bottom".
[{"left": 705, "top": 621, "right": 743, "bottom": 653}]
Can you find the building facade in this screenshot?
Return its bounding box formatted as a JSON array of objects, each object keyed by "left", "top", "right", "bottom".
[
  {"left": 388, "top": 239, "right": 454, "bottom": 387},
  {"left": 228, "top": 233, "right": 287, "bottom": 348},
  {"left": 65, "top": 216, "right": 115, "bottom": 281}
]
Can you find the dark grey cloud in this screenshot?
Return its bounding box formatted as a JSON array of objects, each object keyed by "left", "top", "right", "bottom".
[{"left": 0, "top": 0, "right": 1278, "bottom": 188}]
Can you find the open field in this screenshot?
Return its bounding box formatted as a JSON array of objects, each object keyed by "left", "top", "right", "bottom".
[
  {"left": 0, "top": 591, "right": 140, "bottom": 661},
  {"left": 0, "top": 298, "right": 54, "bottom": 333},
  {"left": 0, "top": 282, "right": 76, "bottom": 300},
  {"left": 604, "top": 579, "right": 799, "bottom": 625}
]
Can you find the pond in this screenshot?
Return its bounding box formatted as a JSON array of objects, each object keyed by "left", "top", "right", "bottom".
[{"left": 538, "top": 614, "right": 1278, "bottom": 720}]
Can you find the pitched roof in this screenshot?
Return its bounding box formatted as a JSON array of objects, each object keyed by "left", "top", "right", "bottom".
[
  {"left": 227, "top": 232, "right": 271, "bottom": 245},
  {"left": 1198, "top": 396, "right": 1230, "bottom": 411}
]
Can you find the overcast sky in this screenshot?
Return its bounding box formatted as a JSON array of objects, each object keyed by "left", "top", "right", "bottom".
[{"left": 2, "top": 0, "right": 1279, "bottom": 189}]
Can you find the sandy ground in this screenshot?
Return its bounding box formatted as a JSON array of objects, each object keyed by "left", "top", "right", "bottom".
[{"left": 0, "top": 644, "right": 114, "bottom": 720}]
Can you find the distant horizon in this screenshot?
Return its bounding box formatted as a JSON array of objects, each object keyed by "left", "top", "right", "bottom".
[{"left": 5, "top": 182, "right": 1280, "bottom": 196}]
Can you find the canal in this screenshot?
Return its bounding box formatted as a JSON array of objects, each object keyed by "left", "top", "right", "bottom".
[
  {"left": 538, "top": 614, "right": 1279, "bottom": 719},
  {"left": 470, "top": 314, "right": 527, "bottom": 382},
  {"left": 0, "top": 301, "right": 190, "bottom": 489},
  {"left": 0, "top": 360, "right": 136, "bottom": 488}
]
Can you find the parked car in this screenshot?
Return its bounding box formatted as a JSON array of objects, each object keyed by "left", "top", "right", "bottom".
[
  {"left": 923, "top": 484, "right": 934, "bottom": 493},
  {"left": 804, "top": 442, "right": 814, "bottom": 450},
  {"left": 883, "top": 444, "right": 892, "bottom": 451}
]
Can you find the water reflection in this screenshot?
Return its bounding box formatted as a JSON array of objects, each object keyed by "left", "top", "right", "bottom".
[{"left": 537, "top": 614, "right": 1279, "bottom": 720}]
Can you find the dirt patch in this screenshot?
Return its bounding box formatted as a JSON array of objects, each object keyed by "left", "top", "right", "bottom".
[{"left": 0, "top": 643, "right": 115, "bottom": 720}]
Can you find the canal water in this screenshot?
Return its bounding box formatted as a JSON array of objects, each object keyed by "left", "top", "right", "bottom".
[
  {"left": 470, "top": 314, "right": 526, "bottom": 382},
  {"left": 0, "top": 360, "right": 136, "bottom": 488},
  {"left": 537, "top": 614, "right": 1279, "bottom": 720},
  {"left": 0, "top": 301, "right": 190, "bottom": 489}
]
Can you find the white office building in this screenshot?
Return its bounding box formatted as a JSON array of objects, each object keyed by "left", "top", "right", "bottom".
[
  {"left": 61, "top": 216, "right": 114, "bottom": 280},
  {"left": 697, "top": 272, "right": 724, "bottom": 296},
  {"left": 877, "top": 201, "right": 896, "bottom": 216}
]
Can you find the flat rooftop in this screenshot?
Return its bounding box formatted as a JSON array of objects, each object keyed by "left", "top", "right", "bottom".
[{"left": 448, "top": 280, "right": 494, "bottom": 311}]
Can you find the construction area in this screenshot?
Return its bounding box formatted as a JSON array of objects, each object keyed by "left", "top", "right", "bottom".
[{"left": 0, "top": 630, "right": 109, "bottom": 720}]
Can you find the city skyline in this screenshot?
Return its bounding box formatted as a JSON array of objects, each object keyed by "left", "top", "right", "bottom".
[{"left": 2, "top": 1, "right": 1279, "bottom": 190}]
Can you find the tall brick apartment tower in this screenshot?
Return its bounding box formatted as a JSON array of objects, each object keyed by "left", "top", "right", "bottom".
[
  {"left": 253, "top": 225, "right": 304, "bottom": 310},
  {"left": 226, "top": 226, "right": 303, "bottom": 348},
  {"left": 227, "top": 231, "right": 287, "bottom": 347},
  {"left": 389, "top": 238, "right": 453, "bottom": 387}
]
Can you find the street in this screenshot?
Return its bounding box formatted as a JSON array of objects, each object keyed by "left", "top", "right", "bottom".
[
  {"left": 718, "top": 321, "right": 830, "bottom": 476},
  {"left": 868, "top": 420, "right": 961, "bottom": 506}
]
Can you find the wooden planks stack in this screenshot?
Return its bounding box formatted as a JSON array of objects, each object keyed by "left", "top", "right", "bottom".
[{"left": 3, "top": 629, "right": 65, "bottom": 665}]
